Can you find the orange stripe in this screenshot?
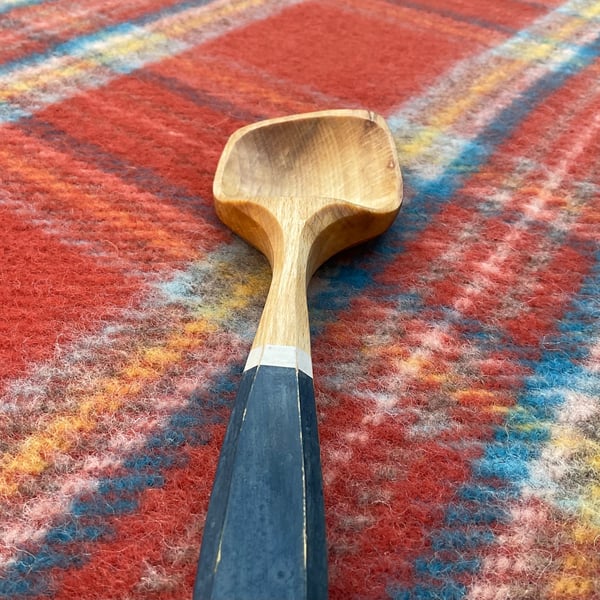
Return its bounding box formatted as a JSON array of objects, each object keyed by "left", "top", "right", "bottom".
[
  {"left": 0, "top": 0, "right": 186, "bottom": 64},
  {"left": 1, "top": 128, "right": 206, "bottom": 264}
]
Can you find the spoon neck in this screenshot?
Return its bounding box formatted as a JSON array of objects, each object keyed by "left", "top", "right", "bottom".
[{"left": 251, "top": 242, "right": 312, "bottom": 362}]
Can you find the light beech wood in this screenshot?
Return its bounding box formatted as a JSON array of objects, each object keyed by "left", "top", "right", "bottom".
[{"left": 213, "top": 109, "right": 403, "bottom": 357}]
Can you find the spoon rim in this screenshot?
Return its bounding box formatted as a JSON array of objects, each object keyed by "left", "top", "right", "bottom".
[{"left": 213, "top": 108, "right": 403, "bottom": 214}]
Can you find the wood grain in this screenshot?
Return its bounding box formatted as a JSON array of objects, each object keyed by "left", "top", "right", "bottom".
[
  {"left": 195, "top": 109, "right": 402, "bottom": 599},
  {"left": 213, "top": 109, "right": 403, "bottom": 355}
]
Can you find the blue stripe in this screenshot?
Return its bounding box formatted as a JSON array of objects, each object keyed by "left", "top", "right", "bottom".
[
  {"left": 373, "top": 32, "right": 600, "bottom": 600},
  {"left": 445, "top": 504, "right": 509, "bottom": 526},
  {"left": 458, "top": 483, "right": 519, "bottom": 503},
  {"left": 429, "top": 529, "right": 495, "bottom": 552},
  {"left": 0, "top": 0, "right": 48, "bottom": 15},
  {"left": 0, "top": 102, "right": 29, "bottom": 123},
  {"left": 391, "top": 234, "right": 599, "bottom": 599},
  {"left": 0, "top": 0, "right": 213, "bottom": 77},
  {"left": 45, "top": 523, "right": 106, "bottom": 544},
  {"left": 388, "top": 582, "right": 467, "bottom": 600},
  {"left": 71, "top": 496, "right": 139, "bottom": 518},
  {"left": 0, "top": 364, "right": 239, "bottom": 597},
  {"left": 414, "top": 557, "right": 481, "bottom": 578}
]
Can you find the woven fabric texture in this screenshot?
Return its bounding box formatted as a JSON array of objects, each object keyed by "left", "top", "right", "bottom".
[{"left": 1, "top": 0, "right": 600, "bottom": 598}]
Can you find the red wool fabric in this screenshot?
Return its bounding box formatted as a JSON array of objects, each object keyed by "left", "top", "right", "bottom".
[{"left": 1, "top": 1, "right": 599, "bottom": 599}]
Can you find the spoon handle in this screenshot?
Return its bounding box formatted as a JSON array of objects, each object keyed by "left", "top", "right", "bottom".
[{"left": 194, "top": 347, "right": 327, "bottom": 599}]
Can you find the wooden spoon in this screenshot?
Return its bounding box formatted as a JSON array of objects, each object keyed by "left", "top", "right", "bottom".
[{"left": 194, "top": 109, "right": 402, "bottom": 600}]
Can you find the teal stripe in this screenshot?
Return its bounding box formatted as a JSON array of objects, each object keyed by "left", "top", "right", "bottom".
[
  {"left": 0, "top": 0, "right": 49, "bottom": 15},
  {"left": 0, "top": 0, "right": 213, "bottom": 74}
]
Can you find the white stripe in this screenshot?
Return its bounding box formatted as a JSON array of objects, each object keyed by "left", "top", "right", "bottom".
[{"left": 244, "top": 345, "right": 313, "bottom": 378}]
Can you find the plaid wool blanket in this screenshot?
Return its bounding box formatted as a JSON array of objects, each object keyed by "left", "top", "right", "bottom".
[{"left": 1, "top": 0, "right": 599, "bottom": 598}]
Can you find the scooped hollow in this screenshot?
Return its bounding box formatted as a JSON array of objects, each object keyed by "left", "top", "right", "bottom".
[{"left": 214, "top": 109, "right": 402, "bottom": 213}]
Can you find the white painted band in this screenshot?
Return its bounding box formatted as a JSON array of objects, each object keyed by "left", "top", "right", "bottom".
[{"left": 244, "top": 345, "right": 313, "bottom": 378}]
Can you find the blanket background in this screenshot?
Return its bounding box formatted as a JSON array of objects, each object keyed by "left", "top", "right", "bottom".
[{"left": 1, "top": 0, "right": 599, "bottom": 598}]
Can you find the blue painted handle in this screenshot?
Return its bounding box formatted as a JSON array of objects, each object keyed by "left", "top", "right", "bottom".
[{"left": 194, "top": 364, "right": 327, "bottom": 600}]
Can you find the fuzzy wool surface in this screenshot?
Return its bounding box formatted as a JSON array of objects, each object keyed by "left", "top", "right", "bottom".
[{"left": 1, "top": 0, "right": 600, "bottom": 598}]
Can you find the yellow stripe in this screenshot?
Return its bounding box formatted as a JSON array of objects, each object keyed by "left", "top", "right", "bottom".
[
  {"left": 454, "top": 388, "right": 500, "bottom": 402},
  {"left": 398, "top": 9, "right": 594, "bottom": 163},
  {"left": 573, "top": 522, "right": 600, "bottom": 544},
  {"left": 430, "top": 60, "right": 523, "bottom": 131},
  {"left": 157, "top": 0, "right": 267, "bottom": 37},
  {"left": 550, "top": 432, "right": 600, "bottom": 510},
  {"left": 396, "top": 61, "right": 525, "bottom": 159},
  {"left": 548, "top": 521, "right": 600, "bottom": 598},
  {"left": 1, "top": 0, "right": 272, "bottom": 103},
  {"left": 504, "top": 13, "right": 589, "bottom": 62},
  {"left": 0, "top": 58, "right": 94, "bottom": 100},
  {"left": 545, "top": 423, "right": 600, "bottom": 597},
  {"left": 90, "top": 31, "right": 172, "bottom": 69},
  {"left": 0, "top": 264, "right": 270, "bottom": 496},
  {"left": 550, "top": 576, "right": 595, "bottom": 597},
  {"left": 582, "top": 2, "right": 600, "bottom": 18}
]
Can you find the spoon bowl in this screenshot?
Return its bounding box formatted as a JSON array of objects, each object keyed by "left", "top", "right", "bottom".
[
  {"left": 214, "top": 109, "right": 402, "bottom": 273},
  {"left": 195, "top": 109, "right": 402, "bottom": 600}
]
